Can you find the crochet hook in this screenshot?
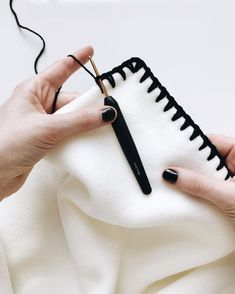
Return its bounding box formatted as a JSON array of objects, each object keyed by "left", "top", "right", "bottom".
[{"left": 89, "top": 57, "right": 152, "bottom": 195}]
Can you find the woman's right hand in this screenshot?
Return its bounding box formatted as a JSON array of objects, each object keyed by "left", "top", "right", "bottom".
[{"left": 0, "top": 46, "right": 117, "bottom": 200}]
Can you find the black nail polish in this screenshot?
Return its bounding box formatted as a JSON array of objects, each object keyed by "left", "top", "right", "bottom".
[
  {"left": 102, "top": 107, "right": 116, "bottom": 122},
  {"left": 162, "top": 169, "right": 178, "bottom": 183}
]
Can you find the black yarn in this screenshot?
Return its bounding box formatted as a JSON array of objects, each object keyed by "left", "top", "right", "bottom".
[
  {"left": 98, "top": 57, "right": 234, "bottom": 181},
  {"left": 67, "top": 55, "right": 104, "bottom": 94},
  {"left": 9, "top": 0, "right": 59, "bottom": 113},
  {"left": 51, "top": 55, "right": 98, "bottom": 113},
  {"left": 51, "top": 86, "right": 62, "bottom": 114},
  {"left": 9, "top": 0, "right": 45, "bottom": 74},
  {"left": 67, "top": 55, "right": 96, "bottom": 80},
  {"left": 9, "top": 0, "right": 96, "bottom": 114},
  {"left": 10, "top": 1, "right": 229, "bottom": 179}
]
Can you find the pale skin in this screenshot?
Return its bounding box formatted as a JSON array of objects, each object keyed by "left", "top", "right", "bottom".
[
  {"left": 0, "top": 46, "right": 117, "bottom": 199},
  {"left": 0, "top": 46, "right": 235, "bottom": 224},
  {"left": 165, "top": 134, "right": 235, "bottom": 221}
]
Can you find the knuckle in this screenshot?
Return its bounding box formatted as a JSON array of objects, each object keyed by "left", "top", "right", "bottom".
[
  {"left": 223, "top": 202, "right": 235, "bottom": 214},
  {"left": 39, "top": 122, "right": 60, "bottom": 145},
  {"left": 187, "top": 178, "right": 206, "bottom": 196},
  {"left": 78, "top": 109, "right": 94, "bottom": 131},
  {"left": 33, "top": 117, "right": 52, "bottom": 134},
  {"left": 34, "top": 77, "right": 51, "bottom": 93},
  {"left": 36, "top": 76, "right": 50, "bottom": 88}
]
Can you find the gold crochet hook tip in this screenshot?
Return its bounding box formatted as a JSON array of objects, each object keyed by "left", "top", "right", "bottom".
[{"left": 88, "top": 56, "right": 109, "bottom": 97}]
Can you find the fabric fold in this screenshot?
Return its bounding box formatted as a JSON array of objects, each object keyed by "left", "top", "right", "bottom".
[{"left": 0, "top": 57, "right": 234, "bottom": 293}]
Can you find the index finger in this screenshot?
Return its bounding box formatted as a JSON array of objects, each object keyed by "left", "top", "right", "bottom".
[
  {"left": 208, "top": 133, "right": 235, "bottom": 173},
  {"left": 208, "top": 134, "right": 235, "bottom": 158},
  {"left": 38, "top": 46, "right": 94, "bottom": 89}
]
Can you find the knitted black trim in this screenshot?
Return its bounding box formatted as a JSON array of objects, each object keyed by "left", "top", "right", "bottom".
[{"left": 96, "top": 57, "right": 233, "bottom": 181}]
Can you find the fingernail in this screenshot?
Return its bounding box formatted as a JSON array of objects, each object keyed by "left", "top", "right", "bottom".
[
  {"left": 162, "top": 169, "right": 178, "bottom": 183},
  {"left": 101, "top": 107, "right": 116, "bottom": 122}
]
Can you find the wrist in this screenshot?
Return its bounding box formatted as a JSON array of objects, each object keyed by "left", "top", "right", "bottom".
[
  {"left": 0, "top": 164, "right": 30, "bottom": 200},
  {"left": 0, "top": 180, "right": 14, "bottom": 200}
]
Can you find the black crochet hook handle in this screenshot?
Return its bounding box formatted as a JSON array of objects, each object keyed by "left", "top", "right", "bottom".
[{"left": 105, "top": 96, "right": 152, "bottom": 195}]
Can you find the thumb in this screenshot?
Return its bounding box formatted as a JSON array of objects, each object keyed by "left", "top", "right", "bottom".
[
  {"left": 162, "top": 168, "right": 234, "bottom": 211},
  {"left": 47, "top": 106, "right": 117, "bottom": 141}
]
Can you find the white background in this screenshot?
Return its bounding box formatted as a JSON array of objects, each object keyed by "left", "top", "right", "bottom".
[{"left": 0, "top": 0, "right": 234, "bottom": 136}]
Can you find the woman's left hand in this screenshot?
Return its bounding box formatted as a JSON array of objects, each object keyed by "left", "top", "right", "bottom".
[{"left": 162, "top": 134, "right": 235, "bottom": 221}]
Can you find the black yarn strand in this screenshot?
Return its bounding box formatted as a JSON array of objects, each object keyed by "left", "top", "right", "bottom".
[
  {"left": 98, "top": 57, "right": 234, "bottom": 180},
  {"left": 9, "top": 0, "right": 101, "bottom": 113},
  {"left": 9, "top": 0, "right": 46, "bottom": 74},
  {"left": 67, "top": 55, "right": 105, "bottom": 93},
  {"left": 51, "top": 56, "right": 98, "bottom": 113},
  {"left": 7, "top": 1, "right": 233, "bottom": 179},
  {"left": 67, "top": 55, "right": 96, "bottom": 80}
]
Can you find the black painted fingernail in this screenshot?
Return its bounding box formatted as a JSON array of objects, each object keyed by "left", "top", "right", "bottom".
[
  {"left": 102, "top": 107, "right": 116, "bottom": 122},
  {"left": 162, "top": 169, "right": 178, "bottom": 183}
]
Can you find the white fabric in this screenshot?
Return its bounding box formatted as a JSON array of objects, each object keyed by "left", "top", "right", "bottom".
[{"left": 0, "top": 62, "right": 235, "bottom": 293}]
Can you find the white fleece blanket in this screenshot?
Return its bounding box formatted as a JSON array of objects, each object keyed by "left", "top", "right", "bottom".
[{"left": 0, "top": 58, "right": 235, "bottom": 294}]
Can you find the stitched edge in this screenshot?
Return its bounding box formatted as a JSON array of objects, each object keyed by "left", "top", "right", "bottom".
[{"left": 96, "top": 57, "right": 233, "bottom": 181}]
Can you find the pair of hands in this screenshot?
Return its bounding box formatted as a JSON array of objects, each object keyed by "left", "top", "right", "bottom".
[{"left": 0, "top": 46, "right": 235, "bottom": 223}]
